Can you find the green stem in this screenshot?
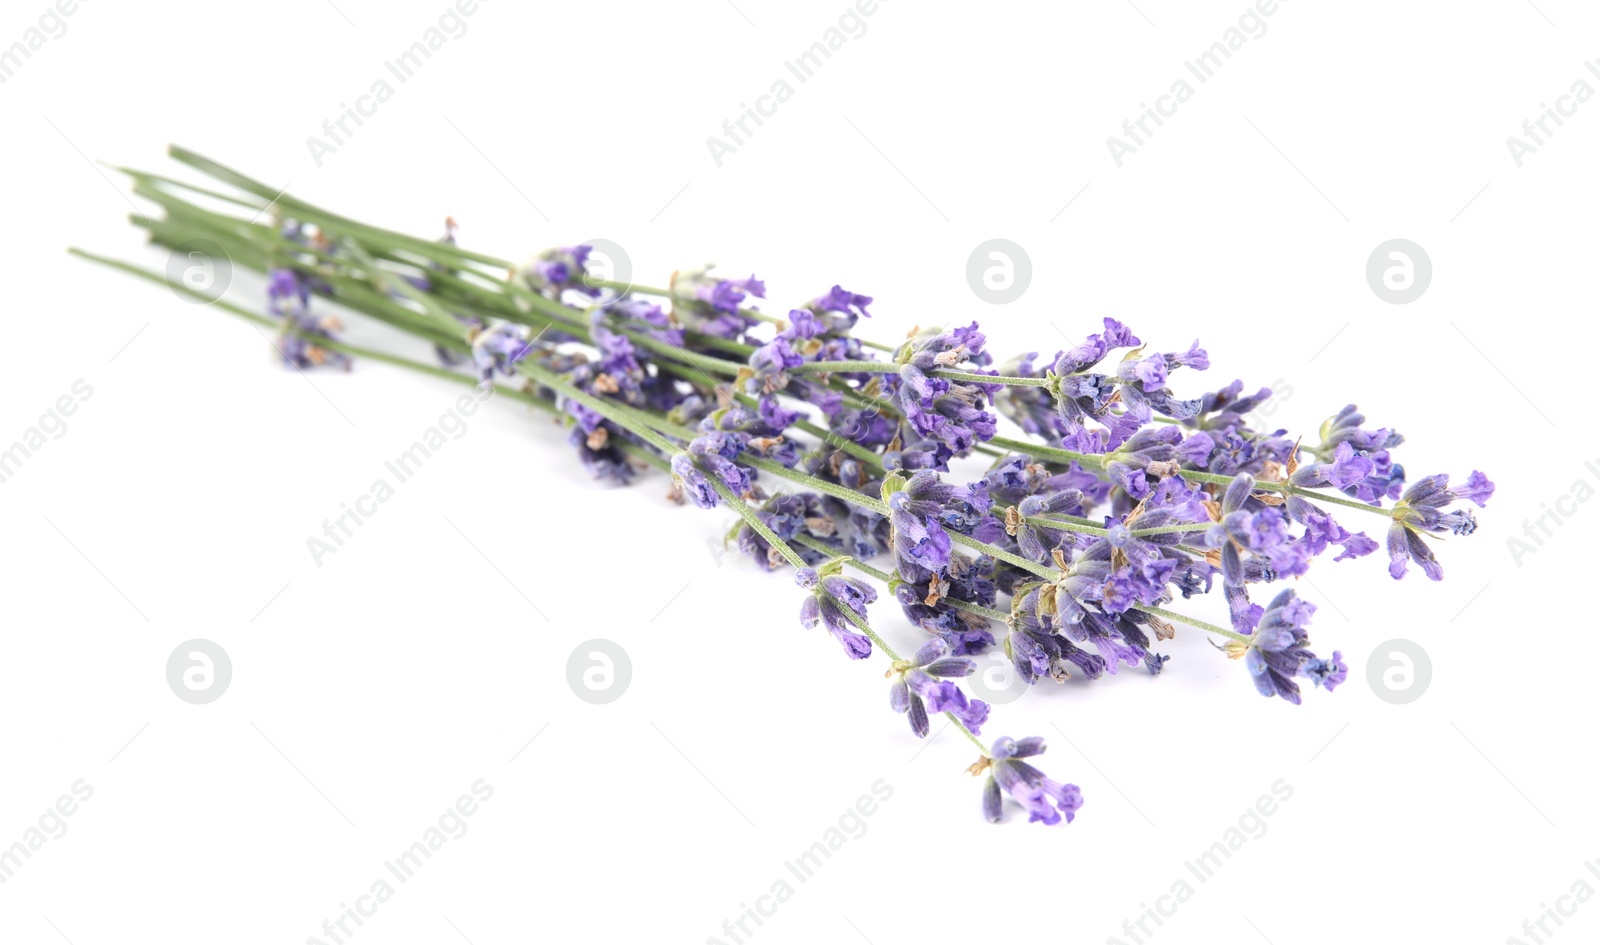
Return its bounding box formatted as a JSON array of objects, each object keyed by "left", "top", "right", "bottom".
[
  {"left": 950, "top": 532, "right": 1056, "bottom": 581},
  {"left": 1133, "top": 604, "right": 1251, "bottom": 644},
  {"left": 68, "top": 249, "right": 562, "bottom": 414},
  {"left": 786, "top": 360, "right": 1052, "bottom": 390},
  {"left": 954, "top": 719, "right": 991, "bottom": 754},
  {"left": 1028, "top": 516, "right": 1214, "bottom": 538},
  {"left": 742, "top": 455, "right": 889, "bottom": 515}
]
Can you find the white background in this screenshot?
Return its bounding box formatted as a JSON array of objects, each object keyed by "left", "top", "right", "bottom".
[{"left": 0, "top": 1, "right": 1590, "bottom": 943}]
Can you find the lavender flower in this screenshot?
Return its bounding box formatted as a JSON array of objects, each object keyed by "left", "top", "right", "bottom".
[
  {"left": 888, "top": 640, "right": 990, "bottom": 737},
  {"left": 470, "top": 323, "right": 535, "bottom": 386},
  {"left": 1386, "top": 471, "right": 1495, "bottom": 580},
  {"left": 883, "top": 471, "right": 955, "bottom": 585},
  {"left": 520, "top": 245, "right": 598, "bottom": 297},
  {"left": 891, "top": 323, "right": 999, "bottom": 463},
  {"left": 895, "top": 551, "right": 998, "bottom": 655},
  {"left": 669, "top": 433, "right": 755, "bottom": 510},
  {"left": 737, "top": 492, "right": 835, "bottom": 569},
  {"left": 671, "top": 265, "right": 766, "bottom": 340},
  {"left": 978, "top": 737, "right": 1083, "bottom": 826},
  {"left": 97, "top": 151, "right": 1507, "bottom": 830},
  {"left": 1222, "top": 589, "right": 1345, "bottom": 704},
  {"left": 805, "top": 285, "right": 872, "bottom": 333},
  {"left": 1007, "top": 584, "right": 1107, "bottom": 683},
  {"left": 267, "top": 267, "right": 309, "bottom": 318},
  {"left": 746, "top": 309, "right": 823, "bottom": 391},
  {"left": 796, "top": 563, "right": 876, "bottom": 659},
  {"left": 265, "top": 266, "right": 349, "bottom": 369}
]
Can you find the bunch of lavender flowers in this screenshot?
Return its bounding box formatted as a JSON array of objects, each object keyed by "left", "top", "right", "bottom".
[{"left": 74, "top": 147, "right": 1497, "bottom": 827}]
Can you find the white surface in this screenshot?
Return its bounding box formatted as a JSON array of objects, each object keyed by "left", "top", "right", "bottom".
[{"left": 0, "top": 1, "right": 1587, "bottom": 943}]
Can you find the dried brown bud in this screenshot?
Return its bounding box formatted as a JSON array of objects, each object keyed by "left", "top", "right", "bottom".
[{"left": 1003, "top": 505, "right": 1023, "bottom": 537}]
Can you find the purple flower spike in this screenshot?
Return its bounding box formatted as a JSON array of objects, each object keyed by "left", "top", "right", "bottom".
[
  {"left": 808, "top": 285, "right": 873, "bottom": 333},
  {"left": 1164, "top": 340, "right": 1210, "bottom": 371},
  {"left": 798, "top": 559, "right": 877, "bottom": 659},
  {"left": 1052, "top": 318, "right": 1141, "bottom": 375},
  {"left": 471, "top": 323, "right": 536, "bottom": 386},
  {"left": 1302, "top": 650, "right": 1348, "bottom": 691},
  {"left": 888, "top": 640, "right": 990, "bottom": 738},
  {"left": 670, "top": 454, "right": 719, "bottom": 509},
  {"left": 668, "top": 266, "right": 767, "bottom": 340},
  {"left": 1117, "top": 353, "right": 1168, "bottom": 390},
  {"left": 1232, "top": 589, "right": 1342, "bottom": 704},
  {"left": 1290, "top": 441, "right": 1375, "bottom": 491},
  {"left": 885, "top": 472, "right": 960, "bottom": 583},
  {"left": 1451, "top": 471, "right": 1495, "bottom": 508},
  {"left": 1386, "top": 470, "right": 1496, "bottom": 579},
  {"left": 265, "top": 264, "right": 350, "bottom": 371},
  {"left": 267, "top": 267, "right": 310, "bottom": 318},
  {"left": 981, "top": 737, "right": 1083, "bottom": 826},
  {"left": 522, "top": 245, "right": 598, "bottom": 297}
]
